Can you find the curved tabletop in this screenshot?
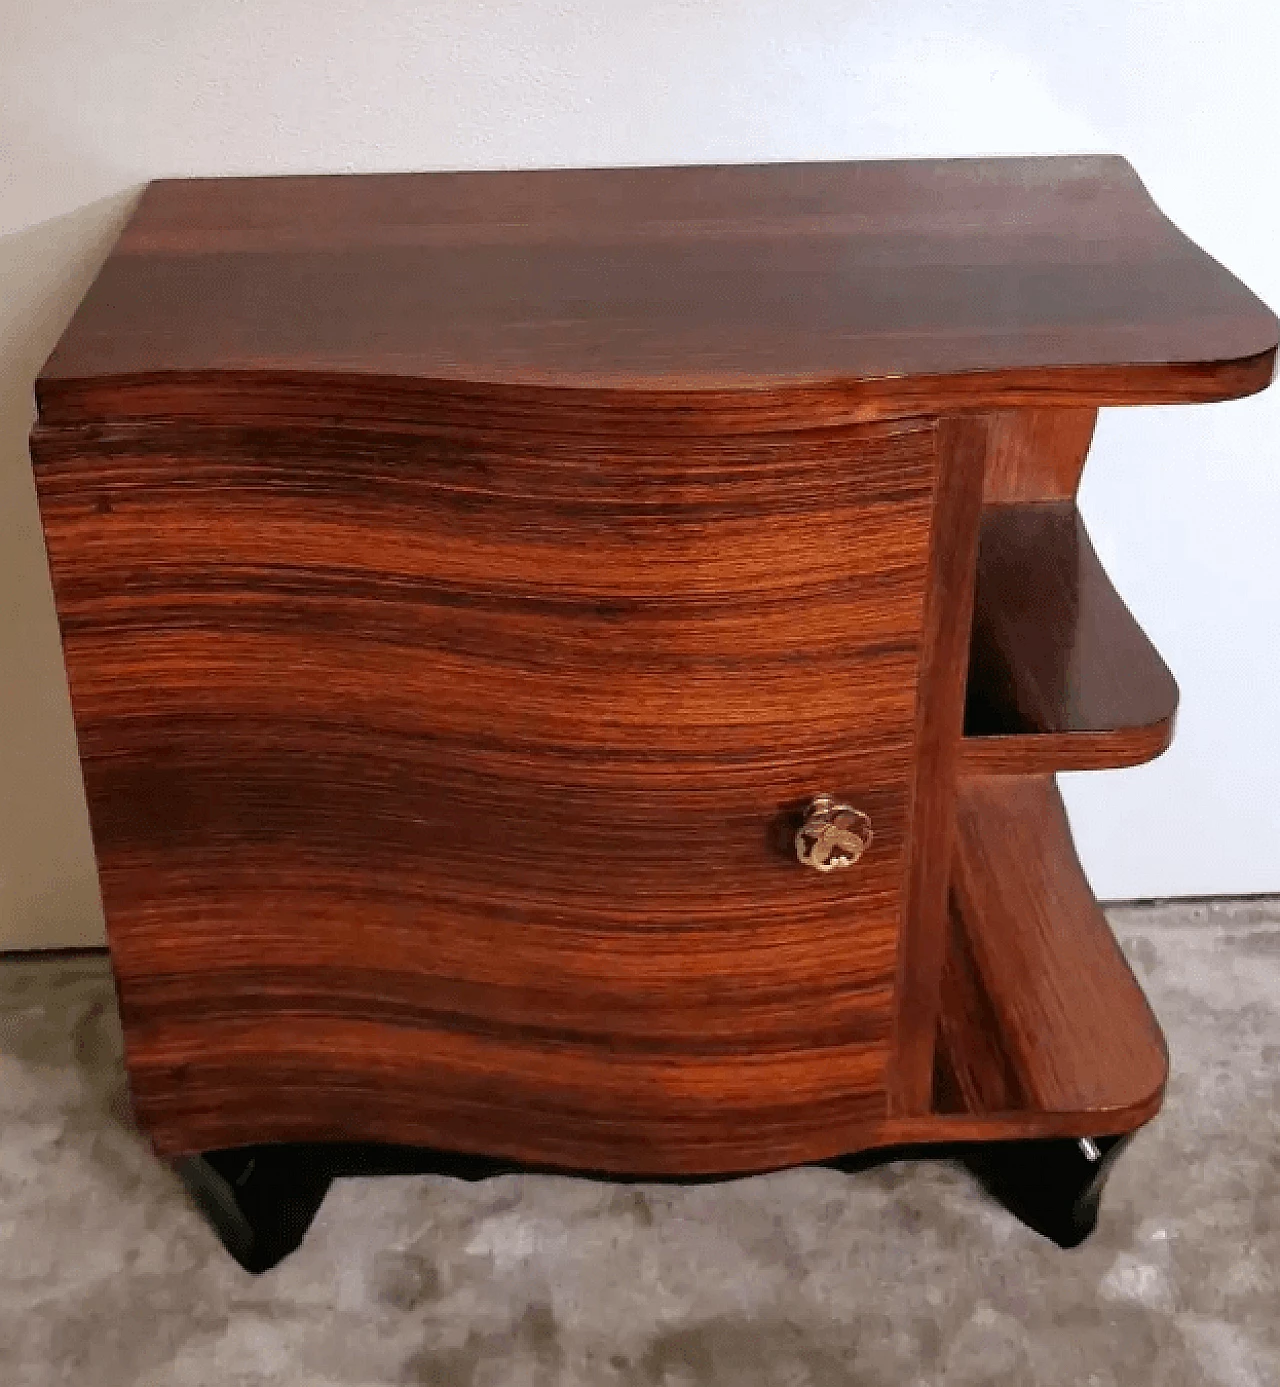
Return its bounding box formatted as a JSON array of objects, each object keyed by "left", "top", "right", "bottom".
[{"left": 36, "top": 156, "right": 1278, "bottom": 425}]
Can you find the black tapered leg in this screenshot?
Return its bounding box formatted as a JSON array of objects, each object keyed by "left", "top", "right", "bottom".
[
  {"left": 961, "top": 1134, "right": 1134, "bottom": 1248},
  {"left": 173, "top": 1145, "right": 336, "bottom": 1274},
  {"left": 171, "top": 1141, "right": 523, "bottom": 1273}
]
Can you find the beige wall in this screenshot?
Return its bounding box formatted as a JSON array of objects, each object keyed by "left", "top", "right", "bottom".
[
  {"left": 2, "top": 2, "right": 1278, "bottom": 948},
  {"left": 0, "top": 197, "right": 136, "bottom": 948}
]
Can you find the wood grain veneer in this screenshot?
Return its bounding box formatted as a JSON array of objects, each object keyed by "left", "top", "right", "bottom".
[
  {"left": 36, "top": 157, "right": 1278, "bottom": 426},
  {"left": 28, "top": 156, "right": 1275, "bottom": 1188},
  {"left": 981, "top": 409, "right": 1099, "bottom": 504},
  {"left": 934, "top": 775, "right": 1168, "bottom": 1136},
  {"left": 35, "top": 409, "right": 981, "bottom": 1169}
]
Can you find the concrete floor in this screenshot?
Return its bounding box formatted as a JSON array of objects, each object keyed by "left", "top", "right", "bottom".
[{"left": 0, "top": 899, "right": 1277, "bottom": 1386}]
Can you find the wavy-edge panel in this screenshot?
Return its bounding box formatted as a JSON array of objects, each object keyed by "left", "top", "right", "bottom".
[
  {"left": 32, "top": 348, "right": 1279, "bottom": 435},
  {"left": 35, "top": 157, "right": 1280, "bottom": 418}
]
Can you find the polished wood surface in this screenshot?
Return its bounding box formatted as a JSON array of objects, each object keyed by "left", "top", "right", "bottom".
[
  {"left": 935, "top": 776, "right": 1167, "bottom": 1133},
  {"left": 961, "top": 504, "right": 1179, "bottom": 775},
  {"left": 981, "top": 409, "right": 1098, "bottom": 503},
  {"left": 35, "top": 409, "right": 981, "bottom": 1170},
  {"left": 37, "top": 157, "right": 1277, "bottom": 427},
  {"left": 891, "top": 416, "right": 987, "bottom": 1113},
  {"left": 29, "top": 157, "right": 1275, "bottom": 1208}
]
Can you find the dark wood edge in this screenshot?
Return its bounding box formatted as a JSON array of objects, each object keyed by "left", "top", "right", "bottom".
[
  {"left": 155, "top": 1108, "right": 1156, "bottom": 1174},
  {"left": 960, "top": 721, "right": 1175, "bottom": 776},
  {"left": 32, "top": 345, "right": 1278, "bottom": 431},
  {"left": 167, "top": 1126, "right": 1147, "bottom": 1191}
]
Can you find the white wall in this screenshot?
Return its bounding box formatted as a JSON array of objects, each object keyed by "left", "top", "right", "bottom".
[{"left": 2, "top": 1, "right": 1277, "bottom": 947}]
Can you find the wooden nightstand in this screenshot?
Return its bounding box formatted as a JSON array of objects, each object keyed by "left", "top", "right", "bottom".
[{"left": 31, "top": 157, "right": 1277, "bottom": 1271}]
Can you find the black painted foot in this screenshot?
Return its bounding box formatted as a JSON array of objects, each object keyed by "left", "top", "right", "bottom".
[
  {"left": 173, "top": 1145, "right": 336, "bottom": 1274},
  {"left": 173, "top": 1133, "right": 1137, "bottom": 1271},
  {"left": 962, "top": 1134, "right": 1134, "bottom": 1248}
]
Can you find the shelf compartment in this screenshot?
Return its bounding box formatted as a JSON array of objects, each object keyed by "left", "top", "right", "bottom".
[
  {"left": 960, "top": 503, "right": 1179, "bottom": 776},
  {"left": 932, "top": 774, "right": 1167, "bottom": 1134}
]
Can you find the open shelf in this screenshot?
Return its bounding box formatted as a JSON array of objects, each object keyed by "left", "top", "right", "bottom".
[
  {"left": 932, "top": 774, "right": 1167, "bottom": 1135},
  {"left": 960, "top": 504, "right": 1179, "bottom": 776}
]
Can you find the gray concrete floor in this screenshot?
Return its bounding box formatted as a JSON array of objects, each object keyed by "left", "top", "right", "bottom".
[{"left": 0, "top": 899, "right": 1277, "bottom": 1386}]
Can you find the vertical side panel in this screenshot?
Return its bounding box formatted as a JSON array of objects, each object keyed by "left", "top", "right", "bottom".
[
  {"left": 982, "top": 408, "right": 1097, "bottom": 503},
  {"left": 891, "top": 414, "right": 990, "bottom": 1113}
]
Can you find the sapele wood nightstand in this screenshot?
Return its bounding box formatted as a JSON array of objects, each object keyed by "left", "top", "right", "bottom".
[{"left": 31, "top": 157, "right": 1277, "bottom": 1271}]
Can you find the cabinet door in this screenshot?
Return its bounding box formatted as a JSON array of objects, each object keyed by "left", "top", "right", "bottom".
[{"left": 35, "top": 409, "right": 957, "bottom": 1172}]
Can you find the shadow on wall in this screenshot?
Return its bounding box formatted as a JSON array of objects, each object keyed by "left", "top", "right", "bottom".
[{"left": 0, "top": 191, "right": 139, "bottom": 949}]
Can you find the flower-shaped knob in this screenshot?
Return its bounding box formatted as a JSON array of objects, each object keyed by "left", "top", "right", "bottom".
[{"left": 795, "top": 795, "right": 873, "bottom": 873}]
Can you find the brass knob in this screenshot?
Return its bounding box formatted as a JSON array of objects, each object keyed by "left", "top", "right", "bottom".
[{"left": 795, "top": 795, "right": 872, "bottom": 873}]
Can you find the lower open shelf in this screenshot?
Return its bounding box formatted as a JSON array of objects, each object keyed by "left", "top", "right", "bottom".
[{"left": 925, "top": 773, "right": 1167, "bottom": 1142}]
